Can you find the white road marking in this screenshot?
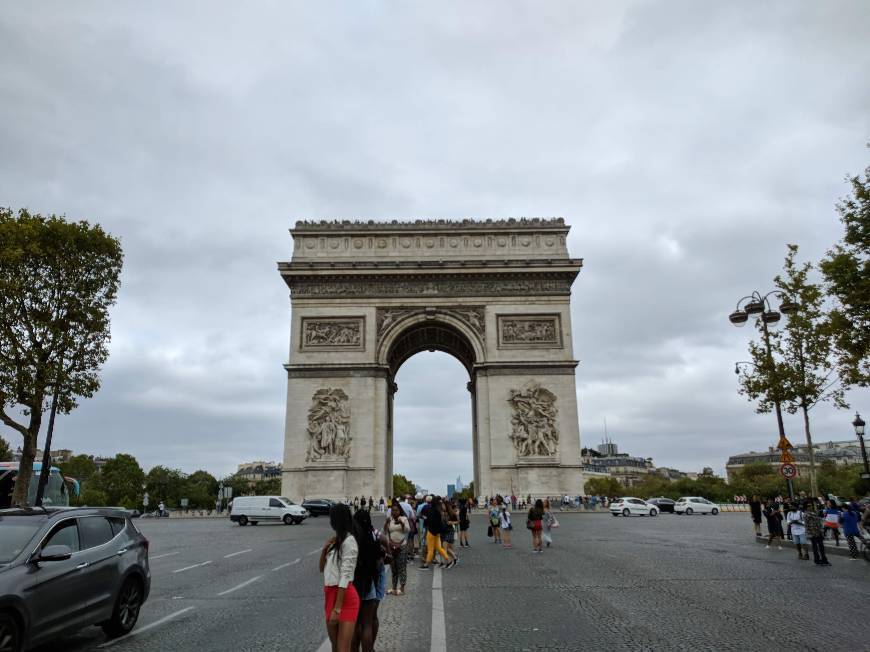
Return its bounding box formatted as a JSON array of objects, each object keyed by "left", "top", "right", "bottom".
[
  {"left": 172, "top": 560, "right": 212, "bottom": 574},
  {"left": 98, "top": 606, "right": 195, "bottom": 648},
  {"left": 272, "top": 558, "right": 300, "bottom": 571},
  {"left": 307, "top": 548, "right": 321, "bottom": 556},
  {"left": 223, "top": 548, "right": 252, "bottom": 558},
  {"left": 431, "top": 566, "right": 446, "bottom": 652},
  {"left": 217, "top": 575, "right": 262, "bottom": 596},
  {"left": 149, "top": 552, "right": 180, "bottom": 560}
]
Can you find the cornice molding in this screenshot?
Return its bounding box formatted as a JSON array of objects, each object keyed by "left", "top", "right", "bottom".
[{"left": 292, "top": 217, "right": 567, "bottom": 232}]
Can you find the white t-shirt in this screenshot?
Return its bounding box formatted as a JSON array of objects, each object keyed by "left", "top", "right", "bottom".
[{"left": 786, "top": 510, "right": 805, "bottom": 536}]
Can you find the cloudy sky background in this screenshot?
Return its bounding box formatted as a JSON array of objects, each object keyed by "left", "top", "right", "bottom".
[{"left": 1, "top": 2, "right": 868, "bottom": 493}]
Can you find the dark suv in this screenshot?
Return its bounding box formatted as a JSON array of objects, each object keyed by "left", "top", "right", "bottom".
[
  {"left": 0, "top": 507, "right": 151, "bottom": 651},
  {"left": 301, "top": 499, "right": 334, "bottom": 517}
]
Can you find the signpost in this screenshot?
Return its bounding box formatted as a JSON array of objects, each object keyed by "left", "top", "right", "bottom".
[
  {"left": 776, "top": 433, "right": 796, "bottom": 499},
  {"left": 779, "top": 463, "right": 797, "bottom": 480}
]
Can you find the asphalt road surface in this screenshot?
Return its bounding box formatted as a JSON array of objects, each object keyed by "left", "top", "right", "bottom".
[{"left": 38, "top": 511, "right": 869, "bottom": 651}]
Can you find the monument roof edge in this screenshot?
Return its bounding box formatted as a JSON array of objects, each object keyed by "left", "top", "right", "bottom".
[{"left": 290, "top": 217, "right": 569, "bottom": 232}]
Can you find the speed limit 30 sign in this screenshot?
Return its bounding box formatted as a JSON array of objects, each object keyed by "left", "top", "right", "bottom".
[{"left": 780, "top": 463, "right": 797, "bottom": 479}]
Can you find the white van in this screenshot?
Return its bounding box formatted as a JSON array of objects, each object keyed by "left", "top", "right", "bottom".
[{"left": 229, "top": 496, "right": 308, "bottom": 526}]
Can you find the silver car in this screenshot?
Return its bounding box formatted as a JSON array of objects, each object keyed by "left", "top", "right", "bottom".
[{"left": 0, "top": 507, "right": 151, "bottom": 651}]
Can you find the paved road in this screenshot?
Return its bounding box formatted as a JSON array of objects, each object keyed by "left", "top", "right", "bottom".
[{"left": 39, "top": 511, "right": 869, "bottom": 651}]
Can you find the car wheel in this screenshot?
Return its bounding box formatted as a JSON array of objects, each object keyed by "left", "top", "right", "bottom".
[
  {"left": 0, "top": 612, "right": 23, "bottom": 652},
  {"left": 293, "top": 518, "right": 303, "bottom": 525},
  {"left": 283, "top": 514, "right": 294, "bottom": 525},
  {"left": 685, "top": 508, "right": 693, "bottom": 515},
  {"left": 650, "top": 509, "right": 658, "bottom": 517},
  {"left": 102, "top": 577, "right": 144, "bottom": 638},
  {"left": 238, "top": 515, "right": 248, "bottom": 526},
  {"left": 622, "top": 508, "right": 630, "bottom": 517}
]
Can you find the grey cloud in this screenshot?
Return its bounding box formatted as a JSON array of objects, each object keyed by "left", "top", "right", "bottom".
[{"left": 0, "top": 2, "right": 867, "bottom": 492}]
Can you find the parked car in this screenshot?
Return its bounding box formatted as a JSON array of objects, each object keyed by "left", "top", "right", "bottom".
[
  {"left": 301, "top": 498, "right": 334, "bottom": 517},
  {"left": 675, "top": 497, "right": 720, "bottom": 515},
  {"left": 610, "top": 497, "right": 658, "bottom": 517},
  {"left": 646, "top": 497, "right": 676, "bottom": 513},
  {"left": 0, "top": 506, "right": 151, "bottom": 651},
  {"left": 229, "top": 496, "right": 308, "bottom": 526}
]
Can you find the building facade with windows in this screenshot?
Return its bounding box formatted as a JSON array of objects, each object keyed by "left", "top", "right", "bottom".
[{"left": 726, "top": 440, "right": 863, "bottom": 482}]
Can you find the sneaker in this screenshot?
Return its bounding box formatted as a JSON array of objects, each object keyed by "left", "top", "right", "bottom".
[
  {"left": 777, "top": 546, "right": 782, "bottom": 550},
  {"left": 445, "top": 560, "right": 456, "bottom": 569},
  {"left": 418, "top": 565, "right": 430, "bottom": 570},
  {"left": 765, "top": 545, "right": 770, "bottom": 549}
]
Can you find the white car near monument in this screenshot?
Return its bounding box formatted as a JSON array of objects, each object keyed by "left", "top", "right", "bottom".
[
  {"left": 674, "top": 497, "right": 720, "bottom": 515},
  {"left": 610, "top": 497, "right": 658, "bottom": 517}
]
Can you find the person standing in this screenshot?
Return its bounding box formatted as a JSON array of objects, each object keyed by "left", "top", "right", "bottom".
[
  {"left": 804, "top": 500, "right": 830, "bottom": 566},
  {"left": 763, "top": 502, "right": 784, "bottom": 549},
  {"left": 786, "top": 503, "right": 808, "bottom": 560},
  {"left": 499, "top": 501, "right": 513, "bottom": 548},
  {"left": 442, "top": 500, "right": 459, "bottom": 563},
  {"left": 384, "top": 504, "right": 409, "bottom": 595},
  {"left": 823, "top": 500, "right": 841, "bottom": 546},
  {"left": 840, "top": 503, "right": 862, "bottom": 560},
  {"left": 352, "top": 509, "right": 387, "bottom": 652},
  {"left": 420, "top": 496, "right": 452, "bottom": 569},
  {"left": 458, "top": 499, "right": 471, "bottom": 547},
  {"left": 542, "top": 499, "right": 558, "bottom": 547},
  {"left": 489, "top": 498, "right": 501, "bottom": 544},
  {"left": 527, "top": 499, "right": 544, "bottom": 552},
  {"left": 749, "top": 495, "right": 763, "bottom": 537},
  {"left": 319, "top": 504, "right": 360, "bottom": 652}
]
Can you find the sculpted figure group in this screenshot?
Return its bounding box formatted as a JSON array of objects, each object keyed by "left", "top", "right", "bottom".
[{"left": 508, "top": 383, "right": 559, "bottom": 457}]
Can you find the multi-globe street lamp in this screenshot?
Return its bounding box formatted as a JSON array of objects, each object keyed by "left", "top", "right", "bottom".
[
  {"left": 729, "top": 290, "right": 806, "bottom": 498},
  {"left": 853, "top": 412, "right": 869, "bottom": 481}
]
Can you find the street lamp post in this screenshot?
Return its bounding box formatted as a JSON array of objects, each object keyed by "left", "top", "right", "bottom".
[
  {"left": 729, "top": 290, "right": 805, "bottom": 499},
  {"left": 853, "top": 413, "right": 869, "bottom": 481}
]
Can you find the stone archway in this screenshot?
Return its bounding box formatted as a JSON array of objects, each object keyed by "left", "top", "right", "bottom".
[{"left": 278, "top": 218, "right": 585, "bottom": 501}]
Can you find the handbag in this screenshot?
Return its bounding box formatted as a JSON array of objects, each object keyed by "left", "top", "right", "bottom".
[
  {"left": 526, "top": 519, "right": 533, "bottom": 530},
  {"left": 551, "top": 517, "right": 560, "bottom": 529},
  {"left": 487, "top": 524, "right": 493, "bottom": 537},
  {"left": 824, "top": 513, "right": 840, "bottom": 528}
]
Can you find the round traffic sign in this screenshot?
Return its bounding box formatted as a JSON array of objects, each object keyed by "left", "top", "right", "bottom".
[{"left": 780, "top": 463, "right": 797, "bottom": 479}]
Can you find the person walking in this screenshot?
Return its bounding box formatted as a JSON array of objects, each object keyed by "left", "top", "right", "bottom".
[
  {"left": 499, "top": 501, "right": 513, "bottom": 548},
  {"left": 352, "top": 509, "right": 387, "bottom": 652},
  {"left": 489, "top": 499, "right": 502, "bottom": 544},
  {"left": 384, "top": 503, "right": 409, "bottom": 595},
  {"left": 804, "top": 500, "right": 830, "bottom": 566},
  {"left": 420, "top": 496, "right": 453, "bottom": 569},
  {"left": 319, "top": 504, "right": 360, "bottom": 652},
  {"left": 527, "top": 499, "right": 544, "bottom": 553},
  {"left": 786, "top": 503, "right": 808, "bottom": 560},
  {"left": 441, "top": 500, "right": 459, "bottom": 563},
  {"left": 542, "top": 499, "right": 558, "bottom": 547},
  {"left": 763, "top": 502, "right": 784, "bottom": 549},
  {"left": 458, "top": 499, "right": 471, "bottom": 547},
  {"left": 840, "top": 503, "right": 862, "bottom": 560},
  {"left": 823, "top": 500, "right": 841, "bottom": 546},
  {"left": 749, "top": 495, "right": 763, "bottom": 537}
]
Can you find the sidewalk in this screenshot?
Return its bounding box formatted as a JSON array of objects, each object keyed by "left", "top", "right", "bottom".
[{"left": 753, "top": 535, "right": 861, "bottom": 559}]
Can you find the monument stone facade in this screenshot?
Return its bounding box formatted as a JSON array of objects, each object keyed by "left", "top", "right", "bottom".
[{"left": 278, "top": 218, "right": 585, "bottom": 500}]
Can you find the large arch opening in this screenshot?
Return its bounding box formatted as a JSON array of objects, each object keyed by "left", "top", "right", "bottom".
[{"left": 385, "top": 320, "right": 479, "bottom": 497}]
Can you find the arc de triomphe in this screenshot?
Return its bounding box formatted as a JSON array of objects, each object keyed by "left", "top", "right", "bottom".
[{"left": 278, "top": 218, "right": 584, "bottom": 500}]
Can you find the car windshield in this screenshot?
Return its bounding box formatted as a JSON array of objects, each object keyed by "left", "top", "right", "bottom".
[
  {"left": 0, "top": 517, "right": 43, "bottom": 563},
  {"left": 280, "top": 497, "right": 295, "bottom": 505}
]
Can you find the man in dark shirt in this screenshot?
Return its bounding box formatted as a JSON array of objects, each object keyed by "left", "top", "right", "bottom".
[{"left": 803, "top": 500, "right": 830, "bottom": 566}]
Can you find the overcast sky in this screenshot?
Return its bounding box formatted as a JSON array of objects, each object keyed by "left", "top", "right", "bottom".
[{"left": 1, "top": 2, "right": 868, "bottom": 494}]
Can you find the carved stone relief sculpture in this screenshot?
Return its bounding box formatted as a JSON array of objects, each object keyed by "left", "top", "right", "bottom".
[
  {"left": 301, "top": 317, "right": 364, "bottom": 350},
  {"left": 508, "top": 382, "right": 559, "bottom": 457},
  {"left": 305, "top": 388, "right": 352, "bottom": 462},
  {"left": 376, "top": 306, "right": 485, "bottom": 343},
  {"left": 498, "top": 314, "right": 561, "bottom": 348}
]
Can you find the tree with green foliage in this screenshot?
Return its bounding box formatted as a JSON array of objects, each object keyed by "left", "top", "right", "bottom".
[
  {"left": 0, "top": 208, "right": 123, "bottom": 506},
  {"left": 820, "top": 165, "right": 870, "bottom": 388},
  {"left": 145, "top": 466, "right": 186, "bottom": 508},
  {"left": 78, "top": 486, "right": 108, "bottom": 507},
  {"left": 60, "top": 454, "right": 97, "bottom": 484},
  {"left": 220, "top": 474, "right": 253, "bottom": 500},
  {"left": 456, "top": 481, "right": 476, "bottom": 501},
  {"left": 252, "top": 477, "right": 281, "bottom": 495},
  {"left": 0, "top": 436, "right": 11, "bottom": 462},
  {"left": 184, "top": 470, "right": 219, "bottom": 509},
  {"left": 774, "top": 245, "right": 846, "bottom": 497},
  {"left": 584, "top": 476, "right": 624, "bottom": 497},
  {"left": 100, "top": 454, "right": 145, "bottom": 508},
  {"left": 392, "top": 473, "right": 416, "bottom": 498}
]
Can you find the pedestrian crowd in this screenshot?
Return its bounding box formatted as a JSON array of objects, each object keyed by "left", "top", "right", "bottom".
[{"left": 748, "top": 493, "right": 869, "bottom": 564}]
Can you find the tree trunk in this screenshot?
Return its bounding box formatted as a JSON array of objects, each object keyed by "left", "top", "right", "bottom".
[
  {"left": 11, "top": 411, "right": 42, "bottom": 507},
  {"left": 801, "top": 404, "right": 819, "bottom": 498}
]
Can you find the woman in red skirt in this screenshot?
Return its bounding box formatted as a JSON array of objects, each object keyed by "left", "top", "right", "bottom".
[
  {"left": 527, "top": 499, "right": 544, "bottom": 553},
  {"left": 320, "top": 503, "right": 360, "bottom": 652}
]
